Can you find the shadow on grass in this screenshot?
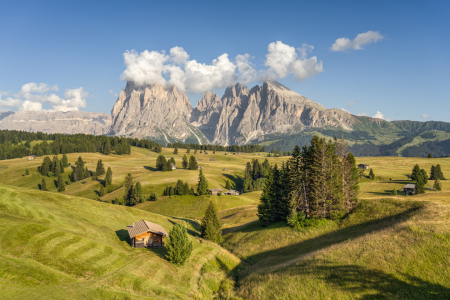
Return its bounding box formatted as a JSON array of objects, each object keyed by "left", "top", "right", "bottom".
[
  {"left": 144, "top": 166, "right": 158, "bottom": 172},
  {"left": 168, "top": 218, "right": 200, "bottom": 237},
  {"left": 148, "top": 246, "right": 169, "bottom": 260},
  {"left": 115, "top": 229, "right": 131, "bottom": 246},
  {"left": 270, "top": 260, "right": 450, "bottom": 299},
  {"left": 222, "top": 220, "right": 259, "bottom": 235},
  {"left": 232, "top": 204, "right": 424, "bottom": 275},
  {"left": 223, "top": 173, "right": 243, "bottom": 191}
]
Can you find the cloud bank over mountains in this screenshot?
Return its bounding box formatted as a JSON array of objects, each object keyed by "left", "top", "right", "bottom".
[
  {"left": 120, "top": 41, "right": 324, "bottom": 93},
  {"left": 0, "top": 83, "right": 88, "bottom": 112}
]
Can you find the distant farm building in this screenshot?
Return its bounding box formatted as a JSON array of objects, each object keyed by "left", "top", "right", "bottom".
[
  {"left": 358, "top": 164, "right": 369, "bottom": 169},
  {"left": 403, "top": 184, "right": 416, "bottom": 195},
  {"left": 27, "top": 155, "right": 36, "bottom": 160},
  {"left": 209, "top": 188, "right": 222, "bottom": 196},
  {"left": 171, "top": 163, "right": 176, "bottom": 170},
  {"left": 224, "top": 190, "right": 240, "bottom": 196},
  {"left": 198, "top": 159, "right": 203, "bottom": 161},
  {"left": 198, "top": 166, "right": 202, "bottom": 170},
  {"left": 223, "top": 168, "right": 228, "bottom": 171},
  {"left": 210, "top": 158, "right": 215, "bottom": 161},
  {"left": 127, "top": 220, "right": 169, "bottom": 248}
]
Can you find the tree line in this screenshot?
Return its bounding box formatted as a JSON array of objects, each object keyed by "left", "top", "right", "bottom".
[
  {"left": 258, "top": 136, "right": 360, "bottom": 227},
  {"left": 167, "top": 142, "right": 267, "bottom": 153},
  {"left": 242, "top": 158, "right": 271, "bottom": 192}
]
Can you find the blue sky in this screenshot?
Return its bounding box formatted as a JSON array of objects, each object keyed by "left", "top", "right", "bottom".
[{"left": 0, "top": 0, "right": 449, "bottom": 122}]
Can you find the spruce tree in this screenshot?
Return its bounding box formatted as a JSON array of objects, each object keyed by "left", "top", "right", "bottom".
[
  {"left": 182, "top": 155, "right": 188, "bottom": 169},
  {"left": 41, "top": 178, "right": 47, "bottom": 191},
  {"left": 197, "top": 169, "right": 208, "bottom": 195},
  {"left": 188, "top": 156, "right": 198, "bottom": 170},
  {"left": 25, "top": 169, "right": 29, "bottom": 175},
  {"left": 57, "top": 175, "right": 65, "bottom": 192},
  {"left": 41, "top": 156, "right": 52, "bottom": 176},
  {"left": 393, "top": 188, "right": 397, "bottom": 196},
  {"left": 435, "top": 164, "right": 445, "bottom": 180},
  {"left": 434, "top": 178, "right": 442, "bottom": 191},
  {"left": 415, "top": 174, "right": 426, "bottom": 194},
  {"left": 99, "top": 185, "right": 105, "bottom": 197},
  {"left": 61, "top": 154, "right": 68, "bottom": 167},
  {"left": 174, "top": 147, "right": 178, "bottom": 154},
  {"left": 166, "top": 224, "right": 193, "bottom": 265},
  {"left": 420, "top": 169, "right": 428, "bottom": 184},
  {"left": 369, "top": 168, "right": 375, "bottom": 180},
  {"left": 92, "top": 171, "right": 97, "bottom": 181},
  {"left": 96, "top": 159, "right": 105, "bottom": 175},
  {"left": 105, "top": 167, "right": 113, "bottom": 187},
  {"left": 257, "top": 167, "right": 274, "bottom": 226},
  {"left": 430, "top": 165, "right": 436, "bottom": 180},
  {"left": 134, "top": 181, "right": 144, "bottom": 202},
  {"left": 200, "top": 202, "right": 222, "bottom": 243},
  {"left": 104, "top": 141, "right": 111, "bottom": 155},
  {"left": 225, "top": 180, "right": 231, "bottom": 190},
  {"left": 411, "top": 164, "right": 421, "bottom": 181},
  {"left": 123, "top": 173, "right": 133, "bottom": 203},
  {"left": 59, "top": 160, "right": 64, "bottom": 173},
  {"left": 186, "top": 147, "right": 190, "bottom": 154},
  {"left": 156, "top": 155, "right": 167, "bottom": 170}
]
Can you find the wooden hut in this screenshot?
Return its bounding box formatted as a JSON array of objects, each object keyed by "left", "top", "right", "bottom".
[
  {"left": 170, "top": 163, "right": 176, "bottom": 170},
  {"left": 209, "top": 188, "right": 222, "bottom": 196},
  {"left": 127, "top": 220, "right": 169, "bottom": 248},
  {"left": 403, "top": 184, "right": 416, "bottom": 195},
  {"left": 210, "top": 158, "right": 215, "bottom": 161},
  {"left": 222, "top": 168, "right": 228, "bottom": 171},
  {"left": 224, "top": 190, "right": 240, "bottom": 196},
  {"left": 358, "top": 164, "right": 369, "bottom": 169}
]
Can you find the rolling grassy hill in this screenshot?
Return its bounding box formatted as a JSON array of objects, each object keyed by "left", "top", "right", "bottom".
[{"left": 0, "top": 184, "right": 240, "bottom": 299}]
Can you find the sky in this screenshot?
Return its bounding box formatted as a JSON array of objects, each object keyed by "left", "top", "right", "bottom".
[{"left": 0, "top": 0, "right": 449, "bottom": 122}]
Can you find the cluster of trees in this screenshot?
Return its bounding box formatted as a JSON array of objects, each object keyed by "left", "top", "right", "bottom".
[
  {"left": 163, "top": 180, "right": 195, "bottom": 196},
  {"left": 70, "top": 157, "right": 91, "bottom": 182},
  {"left": 258, "top": 136, "right": 360, "bottom": 227},
  {"left": 411, "top": 164, "right": 445, "bottom": 193},
  {"left": 430, "top": 164, "right": 445, "bottom": 180},
  {"left": 243, "top": 158, "right": 271, "bottom": 192},
  {"left": 122, "top": 173, "right": 144, "bottom": 205},
  {"left": 268, "top": 150, "right": 291, "bottom": 157},
  {"left": 156, "top": 155, "right": 176, "bottom": 171},
  {"left": 167, "top": 142, "right": 266, "bottom": 153},
  {"left": 39, "top": 154, "right": 68, "bottom": 177}
]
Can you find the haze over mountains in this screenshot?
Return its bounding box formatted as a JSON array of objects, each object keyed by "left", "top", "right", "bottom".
[{"left": 1, "top": 79, "right": 449, "bottom": 149}]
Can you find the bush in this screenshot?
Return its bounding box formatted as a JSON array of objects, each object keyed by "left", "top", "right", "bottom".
[
  {"left": 166, "top": 224, "right": 193, "bottom": 265},
  {"left": 287, "top": 211, "right": 329, "bottom": 229}
]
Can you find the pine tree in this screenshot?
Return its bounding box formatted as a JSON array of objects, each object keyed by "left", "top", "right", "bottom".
[
  {"left": 188, "top": 156, "right": 198, "bottom": 170},
  {"left": 134, "top": 181, "right": 144, "bottom": 202},
  {"left": 434, "top": 178, "right": 442, "bottom": 191},
  {"left": 92, "top": 171, "right": 97, "bottom": 181},
  {"left": 197, "top": 169, "right": 208, "bottom": 195},
  {"left": 174, "top": 147, "right": 178, "bottom": 154},
  {"left": 430, "top": 165, "right": 436, "bottom": 180},
  {"left": 225, "top": 180, "right": 231, "bottom": 190},
  {"left": 156, "top": 155, "right": 167, "bottom": 170},
  {"left": 104, "top": 141, "right": 111, "bottom": 155},
  {"left": 166, "top": 224, "right": 193, "bottom": 265},
  {"left": 99, "top": 185, "right": 105, "bottom": 197},
  {"left": 411, "top": 164, "right": 421, "bottom": 181},
  {"left": 200, "top": 202, "right": 222, "bottom": 243},
  {"left": 41, "top": 178, "right": 47, "bottom": 191},
  {"left": 257, "top": 167, "right": 274, "bottom": 226},
  {"left": 182, "top": 155, "right": 188, "bottom": 169},
  {"left": 369, "top": 168, "right": 375, "bottom": 180},
  {"left": 420, "top": 169, "right": 428, "bottom": 184},
  {"left": 62, "top": 154, "right": 69, "bottom": 167},
  {"left": 25, "top": 169, "right": 29, "bottom": 175},
  {"left": 428, "top": 153, "right": 433, "bottom": 158},
  {"left": 41, "top": 156, "right": 52, "bottom": 176},
  {"left": 96, "top": 159, "right": 105, "bottom": 175},
  {"left": 59, "top": 160, "right": 64, "bottom": 173},
  {"left": 57, "top": 175, "right": 65, "bottom": 192},
  {"left": 186, "top": 147, "right": 190, "bottom": 154},
  {"left": 415, "top": 174, "right": 426, "bottom": 194},
  {"left": 105, "top": 167, "right": 113, "bottom": 187},
  {"left": 434, "top": 164, "right": 445, "bottom": 180}
]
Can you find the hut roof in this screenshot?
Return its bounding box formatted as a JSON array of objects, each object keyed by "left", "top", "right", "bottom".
[
  {"left": 225, "top": 189, "right": 239, "bottom": 193},
  {"left": 403, "top": 184, "right": 416, "bottom": 189},
  {"left": 126, "top": 220, "right": 169, "bottom": 238},
  {"left": 209, "top": 188, "right": 222, "bottom": 192}
]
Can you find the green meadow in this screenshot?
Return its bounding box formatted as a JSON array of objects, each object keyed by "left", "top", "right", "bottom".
[{"left": 0, "top": 145, "right": 449, "bottom": 299}]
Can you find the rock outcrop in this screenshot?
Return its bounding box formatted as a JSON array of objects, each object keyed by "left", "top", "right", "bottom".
[{"left": 0, "top": 111, "right": 111, "bottom": 135}]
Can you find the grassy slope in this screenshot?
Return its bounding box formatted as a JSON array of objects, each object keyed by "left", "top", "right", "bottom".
[
  {"left": 0, "top": 185, "right": 240, "bottom": 299},
  {"left": 223, "top": 199, "right": 450, "bottom": 299}
]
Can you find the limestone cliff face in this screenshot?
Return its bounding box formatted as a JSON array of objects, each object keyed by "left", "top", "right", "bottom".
[
  {"left": 109, "top": 82, "right": 205, "bottom": 143},
  {"left": 190, "top": 78, "right": 355, "bottom": 145},
  {"left": 0, "top": 111, "right": 111, "bottom": 135}
]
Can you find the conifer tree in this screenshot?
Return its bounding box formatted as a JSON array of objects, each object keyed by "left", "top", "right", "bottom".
[
  {"left": 156, "top": 155, "right": 167, "bottom": 170},
  {"left": 197, "top": 169, "right": 208, "bottom": 195},
  {"left": 41, "top": 178, "right": 47, "bottom": 191},
  {"left": 59, "top": 160, "right": 64, "bottom": 173},
  {"left": 393, "top": 188, "right": 397, "bottom": 195},
  {"left": 96, "top": 159, "right": 105, "bottom": 175},
  {"left": 174, "top": 147, "right": 178, "bottom": 154},
  {"left": 225, "top": 180, "right": 231, "bottom": 190},
  {"left": 188, "top": 156, "right": 198, "bottom": 170},
  {"left": 182, "top": 155, "right": 188, "bottom": 169},
  {"left": 41, "top": 156, "right": 52, "bottom": 176},
  {"left": 99, "top": 185, "right": 105, "bottom": 197},
  {"left": 62, "top": 154, "right": 69, "bottom": 167},
  {"left": 103, "top": 141, "right": 111, "bottom": 155},
  {"left": 57, "top": 175, "right": 65, "bottom": 192},
  {"left": 420, "top": 169, "right": 428, "bottom": 184},
  {"left": 166, "top": 224, "right": 193, "bottom": 265},
  {"left": 434, "top": 164, "right": 445, "bottom": 180},
  {"left": 411, "top": 164, "right": 421, "bottom": 181},
  {"left": 186, "top": 147, "right": 190, "bottom": 154},
  {"left": 428, "top": 153, "right": 433, "bottom": 158},
  {"left": 25, "top": 169, "right": 29, "bottom": 175},
  {"left": 430, "top": 165, "right": 436, "bottom": 180},
  {"left": 434, "top": 178, "right": 442, "bottom": 191},
  {"left": 257, "top": 167, "right": 274, "bottom": 226},
  {"left": 369, "top": 168, "right": 375, "bottom": 180},
  {"left": 415, "top": 174, "right": 426, "bottom": 194},
  {"left": 105, "top": 167, "right": 112, "bottom": 186},
  {"left": 134, "top": 181, "right": 144, "bottom": 203},
  {"left": 200, "top": 202, "right": 222, "bottom": 243},
  {"left": 92, "top": 171, "right": 97, "bottom": 181}
]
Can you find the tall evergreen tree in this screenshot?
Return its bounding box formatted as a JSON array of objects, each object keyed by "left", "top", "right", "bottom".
[
  {"left": 103, "top": 141, "right": 111, "bottom": 155},
  {"left": 411, "top": 164, "right": 421, "bottom": 181},
  {"left": 96, "top": 159, "right": 105, "bottom": 175},
  {"left": 123, "top": 173, "right": 134, "bottom": 204},
  {"left": 225, "top": 180, "right": 231, "bottom": 190},
  {"left": 41, "top": 178, "right": 47, "bottom": 191},
  {"left": 369, "top": 168, "right": 375, "bottom": 180},
  {"left": 92, "top": 171, "right": 97, "bottom": 181},
  {"left": 434, "top": 164, "right": 445, "bottom": 180},
  {"left": 41, "top": 156, "right": 52, "bottom": 176},
  {"left": 182, "top": 155, "right": 188, "bottom": 169},
  {"left": 156, "top": 155, "right": 167, "bottom": 170},
  {"left": 105, "top": 167, "right": 113, "bottom": 186},
  {"left": 57, "top": 175, "right": 65, "bottom": 192},
  {"left": 197, "top": 169, "right": 208, "bottom": 195},
  {"left": 62, "top": 154, "right": 69, "bottom": 167},
  {"left": 166, "top": 224, "right": 193, "bottom": 265},
  {"left": 188, "top": 156, "right": 198, "bottom": 170},
  {"left": 174, "top": 147, "right": 178, "bottom": 154},
  {"left": 99, "top": 185, "right": 105, "bottom": 197},
  {"left": 434, "top": 178, "right": 442, "bottom": 191},
  {"left": 134, "top": 181, "right": 144, "bottom": 203},
  {"left": 59, "top": 160, "right": 64, "bottom": 173},
  {"left": 415, "top": 174, "right": 426, "bottom": 194},
  {"left": 186, "top": 147, "right": 190, "bottom": 154},
  {"left": 257, "top": 167, "right": 274, "bottom": 226},
  {"left": 200, "top": 202, "right": 222, "bottom": 243},
  {"left": 420, "top": 169, "right": 428, "bottom": 184},
  {"left": 25, "top": 169, "right": 29, "bottom": 175},
  {"left": 430, "top": 165, "right": 436, "bottom": 180}
]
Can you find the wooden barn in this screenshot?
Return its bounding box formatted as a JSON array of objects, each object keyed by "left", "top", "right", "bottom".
[
  {"left": 209, "top": 188, "right": 222, "bottom": 196},
  {"left": 224, "top": 190, "right": 239, "bottom": 196},
  {"left": 403, "top": 184, "right": 416, "bottom": 195},
  {"left": 358, "top": 164, "right": 369, "bottom": 169},
  {"left": 126, "top": 220, "right": 169, "bottom": 248}
]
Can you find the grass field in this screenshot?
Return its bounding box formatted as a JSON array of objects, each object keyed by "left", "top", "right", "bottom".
[{"left": 1, "top": 146, "right": 450, "bottom": 299}]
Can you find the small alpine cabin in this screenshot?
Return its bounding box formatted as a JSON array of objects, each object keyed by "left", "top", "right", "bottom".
[
  {"left": 127, "top": 220, "right": 169, "bottom": 248},
  {"left": 224, "top": 190, "right": 240, "bottom": 196},
  {"left": 171, "top": 163, "right": 176, "bottom": 170},
  {"left": 403, "top": 184, "right": 416, "bottom": 195},
  {"left": 358, "top": 164, "right": 369, "bottom": 170},
  {"left": 209, "top": 188, "right": 222, "bottom": 196}
]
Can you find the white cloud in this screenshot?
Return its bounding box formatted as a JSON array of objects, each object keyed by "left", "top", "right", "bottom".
[
  {"left": 264, "top": 42, "right": 323, "bottom": 81},
  {"left": 120, "top": 42, "right": 323, "bottom": 93},
  {"left": 358, "top": 112, "right": 367, "bottom": 116},
  {"left": 421, "top": 114, "right": 431, "bottom": 119},
  {"left": 331, "top": 31, "right": 384, "bottom": 52},
  {"left": 109, "top": 90, "right": 118, "bottom": 97},
  {"left": 0, "top": 83, "right": 88, "bottom": 112},
  {"left": 347, "top": 101, "right": 355, "bottom": 107},
  {"left": 372, "top": 111, "right": 384, "bottom": 119}
]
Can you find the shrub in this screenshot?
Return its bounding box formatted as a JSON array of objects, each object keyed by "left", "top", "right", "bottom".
[{"left": 166, "top": 224, "right": 193, "bottom": 265}]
